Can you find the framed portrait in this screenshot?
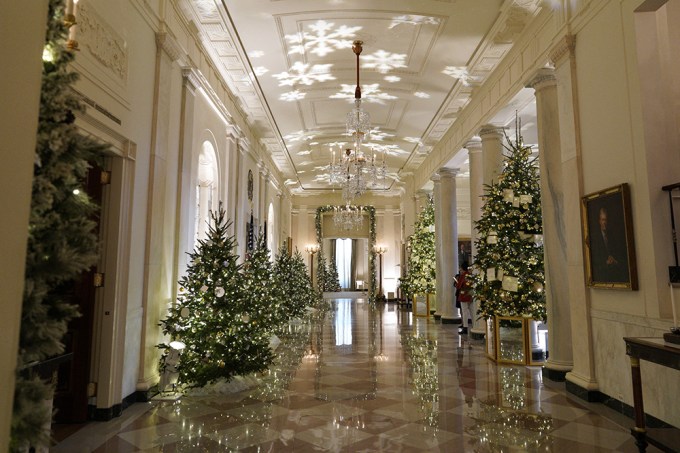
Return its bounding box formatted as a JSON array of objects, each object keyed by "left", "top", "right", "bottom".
[{"left": 581, "top": 183, "right": 638, "bottom": 290}]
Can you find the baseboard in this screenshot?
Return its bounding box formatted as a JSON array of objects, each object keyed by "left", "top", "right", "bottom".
[
  {"left": 542, "top": 367, "right": 567, "bottom": 382},
  {"left": 88, "top": 390, "right": 146, "bottom": 421},
  {"left": 565, "top": 380, "right": 671, "bottom": 429}
]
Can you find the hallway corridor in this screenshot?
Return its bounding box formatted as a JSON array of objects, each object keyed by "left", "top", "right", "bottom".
[{"left": 53, "top": 299, "right": 647, "bottom": 452}]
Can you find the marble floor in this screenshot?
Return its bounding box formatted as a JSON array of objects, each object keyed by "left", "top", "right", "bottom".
[{"left": 53, "top": 298, "right": 656, "bottom": 452}]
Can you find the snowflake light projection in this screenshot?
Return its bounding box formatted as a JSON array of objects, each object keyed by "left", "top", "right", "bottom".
[
  {"left": 285, "top": 20, "right": 361, "bottom": 57},
  {"left": 366, "top": 143, "right": 408, "bottom": 156},
  {"left": 280, "top": 90, "right": 306, "bottom": 102},
  {"left": 442, "top": 66, "right": 478, "bottom": 86},
  {"left": 367, "top": 128, "right": 395, "bottom": 141},
  {"left": 330, "top": 83, "right": 396, "bottom": 104},
  {"left": 273, "top": 62, "right": 335, "bottom": 87},
  {"left": 249, "top": 50, "right": 265, "bottom": 58},
  {"left": 296, "top": 150, "right": 312, "bottom": 156},
  {"left": 362, "top": 50, "right": 407, "bottom": 74},
  {"left": 414, "top": 91, "right": 430, "bottom": 99},
  {"left": 384, "top": 75, "right": 401, "bottom": 83},
  {"left": 389, "top": 15, "right": 441, "bottom": 29},
  {"left": 283, "top": 130, "right": 319, "bottom": 143}
]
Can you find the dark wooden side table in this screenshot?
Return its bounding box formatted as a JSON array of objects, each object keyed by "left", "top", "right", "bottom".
[{"left": 624, "top": 337, "right": 680, "bottom": 452}]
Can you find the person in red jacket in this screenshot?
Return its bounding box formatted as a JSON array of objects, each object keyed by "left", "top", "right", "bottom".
[{"left": 455, "top": 262, "right": 473, "bottom": 334}]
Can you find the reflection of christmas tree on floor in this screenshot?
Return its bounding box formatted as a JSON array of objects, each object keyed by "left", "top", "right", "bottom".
[
  {"left": 159, "top": 206, "right": 275, "bottom": 388},
  {"left": 471, "top": 122, "right": 546, "bottom": 321}
]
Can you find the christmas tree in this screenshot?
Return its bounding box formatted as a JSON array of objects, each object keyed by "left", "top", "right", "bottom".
[
  {"left": 316, "top": 250, "right": 328, "bottom": 292},
  {"left": 470, "top": 122, "right": 545, "bottom": 321},
  {"left": 400, "top": 196, "right": 436, "bottom": 297},
  {"left": 325, "top": 255, "right": 342, "bottom": 292},
  {"left": 273, "top": 247, "right": 316, "bottom": 320},
  {"left": 12, "top": 1, "right": 108, "bottom": 449},
  {"left": 158, "top": 206, "right": 275, "bottom": 388}
]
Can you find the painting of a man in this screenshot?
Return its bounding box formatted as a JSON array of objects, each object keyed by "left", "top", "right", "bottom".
[
  {"left": 583, "top": 184, "right": 637, "bottom": 289},
  {"left": 590, "top": 206, "right": 629, "bottom": 282}
]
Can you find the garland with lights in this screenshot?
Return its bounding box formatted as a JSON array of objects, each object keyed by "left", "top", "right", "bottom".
[
  {"left": 11, "top": 1, "right": 109, "bottom": 450},
  {"left": 315, "top": 205, "right": 376, "bottom": 301},
  {"left": 470, "top": 123, "right": 546, "bottom": 321},
  {"left": 399, "top": 195, "right": 436, "bottom": 298}
]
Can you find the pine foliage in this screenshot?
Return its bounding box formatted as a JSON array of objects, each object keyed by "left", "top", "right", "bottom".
[
  {"left": 158, "top": 206, "right": 275, "bottom": 388},
  {"left": 273, "top": 247, "right": 317, "bottom": 320},
  {"left": 12, "top": 1, "right": 107, "bottom": 450},
  {"left": 400, "top": 196, "right": 436, "bottom": 296},
  {"left": 470, "top": 124, "right": 546, "bottom": 321},
  {"left": 325, "top": 255, "right": 342, "bottom": 292},
  {"left": 316, "top": 251, "right": 328, "bottom": 292}
]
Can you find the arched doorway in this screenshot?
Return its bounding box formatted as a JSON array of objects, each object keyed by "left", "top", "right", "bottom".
[{"left": 195, "top": 141, "right": 218, "bottom": 244}]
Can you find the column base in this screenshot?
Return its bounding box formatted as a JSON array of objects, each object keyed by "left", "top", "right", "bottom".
[
  {"left": 469, "top": 328, "right": 485, "bottom": 340},
  {"left": 565, "top": 372, "right": 602, "bottom": 402},
  {"left": 433, "top": 313, "right": 442, "bottom": 320},
  {"left": 542, "top": 359, "right": 573, "bottom": 382},
  {"left": 441, "top": 316, "right": 462, "bottom": 325}
]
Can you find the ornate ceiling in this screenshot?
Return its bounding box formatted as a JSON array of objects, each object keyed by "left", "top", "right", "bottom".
[{"left": 177, "top": 0, "right": 543, "bottom": 196}]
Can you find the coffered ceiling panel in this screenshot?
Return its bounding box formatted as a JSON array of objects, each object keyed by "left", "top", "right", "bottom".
[{"left": 178, "top": 0, "right": 543, "bottom": 195}]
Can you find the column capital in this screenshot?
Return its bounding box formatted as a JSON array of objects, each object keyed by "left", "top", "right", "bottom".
[
  {"left": 225, "top": 124, "right": 242, "bottom": 142},
  {"left": 438, "top": 167, "right": 460, "bottom": 178},
  {"left": 181, "top": 67, "right": 199, "bottom": 94},
  {"left": 549, "top": 34, "right": 575, "bottom": 67},
  {"left": 430, "top": 173, "right": 441, "bottom": 183},
  {"left": 479, "top": 125, "right": 505, "bottom": 140},
  {"left": 526, "top": 68, "right": 557, "bottom": 92},
  {"left": 465, "top": 137, "right": 483, "bottom": 153},
  {"left": 156, "top": 32, "right": 182, "bottom": 62}
]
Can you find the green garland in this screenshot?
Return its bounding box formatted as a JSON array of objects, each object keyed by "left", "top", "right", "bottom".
[{"left": 315, "top": 205, "right": 376, "bottom": 302}]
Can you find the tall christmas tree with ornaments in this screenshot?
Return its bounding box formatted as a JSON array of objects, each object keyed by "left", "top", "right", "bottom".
[
  {"left": 400, "top": 195, "right": 436, "bottom": 297},
  {"left": 273, "top": 247, "right": 319, "bottom": 319},
  {"left": 470, "top": 120, "right": 546, "bottom": 321},
  {"left": 12, "top": 0, "right": 109, "bottom": 450},
  {"left": 316, "top": 250, "right": 329, "bottom": 292},
  {"left": 158, "top": 206, "right": 275, "bottom": 388}
]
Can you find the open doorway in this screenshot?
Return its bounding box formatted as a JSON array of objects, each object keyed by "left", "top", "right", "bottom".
[{"left": 323, "top": 238, "right": 369, "bottom": 291}]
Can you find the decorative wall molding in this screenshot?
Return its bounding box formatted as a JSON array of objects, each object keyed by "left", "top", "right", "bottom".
[
  {"left": 156, "top": 31, "right": 183, "bottom": 62},
  {"left": 182, "top": 68, "right": 234, "bottom": 127},
  {"left": 78, "top": 1, "right": 129, "bottom": 82}
]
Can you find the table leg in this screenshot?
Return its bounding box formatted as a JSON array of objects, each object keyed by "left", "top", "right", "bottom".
[{"left": 630, "top": 356, "right": 647, "bottom": 452}]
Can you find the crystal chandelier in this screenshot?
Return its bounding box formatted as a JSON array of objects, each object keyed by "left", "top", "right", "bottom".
[
  {"left": 328, "top": 40, "right": 387, "bottom": 202},
  {"left": 333, "top": 204, "right": 364, "bottom": 230}
]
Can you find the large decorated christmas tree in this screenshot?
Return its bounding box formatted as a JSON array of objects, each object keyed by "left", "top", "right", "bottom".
[
  {"left": 470, "top": 124, "right": 546, "bottom": 321},
  {"left": 12, "top": 1, "right": 108, "bottom": 449},
  {"left": 158, "top": 206, "right": 275, "bottom": 388},
  {"left": 400, "top": 195, "right": 436, "bottom": 297}
]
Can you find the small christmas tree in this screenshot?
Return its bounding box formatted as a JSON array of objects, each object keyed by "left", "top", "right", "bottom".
[
  {"left": 316, "top": 250, "right": 328, "bottom": 292},
  {"left": 12, "top": 1, "right": 108, "bottom": 449},
  {"left": 400, "top": 196, "right": 436, "bottom": 296},
  {"left": 325, "top": 255, "right": 342, "bottom": 292},
  {"left": 159, "top": 206, "right": 274, "bottom": 388},
  {"left": 470, "top": 121, "right": 546, "bottom": 321}
]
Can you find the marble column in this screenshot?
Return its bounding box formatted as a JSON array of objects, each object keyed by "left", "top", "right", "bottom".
[
  {"left": 551, "top": 36, "right": 598, "bottom": 395},
  {"left": 225, "top": 125, "right": 241, "bottom": 237},
  {"left": 138, "top": 32, "right": 183, "bottom": 400},
  {"left": 432, "top": 174, "right": 442, "bottom": 317},
  {"left": 465, "top": 138, "right": 486, "bottom": 337},
  {"left": 416, "top": 189, "right": 430, "bottom": 215},
  {"left": 438, "top": 168, "right": 461, "bottom": 324},
  {"left": 0, "top": 2, "right": 48, "bottom": 448},
  {"left": 527, "top": 67, "right": 574, "bottom": 380},
  {"left": 479, "top": 125, "right": 505, "bottom": 185}
]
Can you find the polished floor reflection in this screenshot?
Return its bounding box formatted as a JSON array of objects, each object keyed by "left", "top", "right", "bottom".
[{"left": 54, "top": 298, "right": 651, "bottom": 452}]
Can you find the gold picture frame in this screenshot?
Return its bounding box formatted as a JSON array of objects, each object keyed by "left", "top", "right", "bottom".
[{"left": 581, "top": 183, "right": 638, "bottom": 290}]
